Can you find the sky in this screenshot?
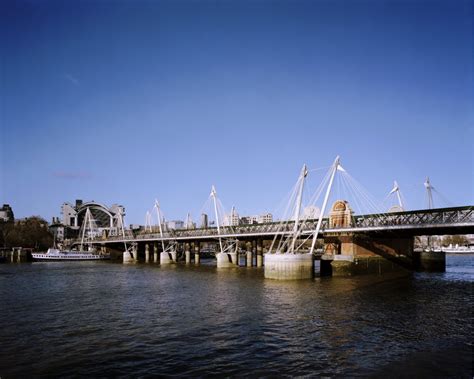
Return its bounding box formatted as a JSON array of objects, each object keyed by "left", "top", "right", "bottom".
[{"left": 1, "top": 0, "right": 473, "bottom": 225}]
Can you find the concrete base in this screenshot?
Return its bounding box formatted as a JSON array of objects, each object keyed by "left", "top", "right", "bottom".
[
  {"left": 256, "top": 254, "right": 263, "bottom": 267},
  {"left": 246, "top": 251, "right": 253, "bottom": 267},
  {"left": 320, "top": 255, "right": 409, "bottom": 276},
  {"left": 185, "top": 251, "right": 191, "bottom": 264},
  {"left": 194, "top": 253, "right": 200, "bottom": 265},
  {"left": 160, "top": 251, "right": 177, "bottom": 265},
  {"left": 216, "top": 252, "right": 238, "bottom": 267},
  {"left": 264, "top": 253, "right": 314, "bottom": 280},
  {"left": 414, "top": 251, "right": 446, "bottom": 272},
  {"left": 123, "top": 251, "right": 134, "bottom": 263}
]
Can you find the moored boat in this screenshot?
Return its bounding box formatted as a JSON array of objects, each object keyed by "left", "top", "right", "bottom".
[
  {"left": 441, "top": 244, "right": 474, "bottom": 254},
  {"left": 32, "top": 248, "right": 110, "bottom": 261}
]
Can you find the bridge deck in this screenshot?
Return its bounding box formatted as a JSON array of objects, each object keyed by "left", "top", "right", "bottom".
[{"left": 84, "top": 206, "right": 474, "bottom": 245}]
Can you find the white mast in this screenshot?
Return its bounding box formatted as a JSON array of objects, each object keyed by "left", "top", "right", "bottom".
[
  {"left": 154, "top": 199, "right": 166, "bottom": 252},
  {"left": 118, "top": 207, "right": 127, "bottom": 252},
  {"left": 290, "top": 164, "right": 308, "bottom": 253},
  {"left": 80, "top": 208, "right": 90, "bottom": 251},
  {"left": 309, "top": 156, "right": 341, "bottom": 255},
  {"left": 424, "top": 177, "right": 434, "bottom": 209},
  {"left": 389, "top": 180, "right": 404, "bottom": 210},
  {"left": 210, "top": 185, "right": 224, "bottom": 254}
]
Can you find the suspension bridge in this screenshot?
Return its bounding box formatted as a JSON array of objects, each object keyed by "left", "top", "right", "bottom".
[{"left": 80, "top": 156, "right": 474, "bottom": 279}]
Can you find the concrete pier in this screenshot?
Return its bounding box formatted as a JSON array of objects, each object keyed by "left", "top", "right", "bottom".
[
  {"left": 153, "top": 243, "right": 158, "bottom": 263},
  {"left": 123, "top": 250, "right": 134, "bottom": 263},
  {"left": 185, "top": 243, "right": 191, "bottom": 264},
  {"left": 194, "top": 243, "right": 200, "bottom": 265},
  {"left": 414, "top": 250, "right": 446, "bottom": 272},
  {"left": 246, "top": 250, "right": 253, "bottom": 267},
  {"left": 216, "top": 252, "right": 237, "bottom": 268},
  {"left": 256, "top": 241, "right": 263, "bottom": 267},
  {"left": 264, "top": 253, "right": 314, "bottom": 280},
  {"left": 160, "top": 251, "right": 177, "bottom": 265},
  {"left": 145, "top": 244, "right": 150, "bottom": 263}
]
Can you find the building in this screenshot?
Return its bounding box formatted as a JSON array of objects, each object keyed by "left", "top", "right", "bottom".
[
  {"left": 240, "top": 213, "right": 273, "bottom": 225},
  {"left": 258, "top": 213, "right": 273, "bottom": 224},
  {"left": 303, "top": 206, "right": 320, "bottom": 220},
  {"left": 240, "top": 216, "right": 258, "bottom": 225},
  {"left": 56, "top": 199, "right": 126, "bottom": 241},
  {"left": 166, "top": 220, "right": 185, "bottom": 230},
  {"left": 225, "top": 206, "right": 240, "bottom": 226},
  {"left": 200, "top": 213, "right": 208, "bottom": 228},
  {"left": 0, "top": 204, "right": 14, "bottom": 222}
]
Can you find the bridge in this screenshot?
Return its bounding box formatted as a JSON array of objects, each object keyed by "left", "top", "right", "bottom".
[
  {"left": 78, "top": 156, "right": 473, "bottom": 280},
  {"left": 97, "top": 205, "right": 474, "bottom": 243}
]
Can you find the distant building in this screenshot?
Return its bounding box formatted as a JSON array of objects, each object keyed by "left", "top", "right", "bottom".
[
  {"left": 303, "top": 206, "right": 320, "bottom": 220},
  {"left": 166, "top": 220, "right": 185, "bottom": 230},
  {"left": 201, "top": 213, "right": 208, "bottom": 228},
  {"left": 55, "top": 199, "right": 126, "bottom": 241},
  {"left": 240, "top": 216, "right": 258, "bottom": 225},
  {"left": 0, "top": 204, "right": 14, "bottom": 222},
  {"left": 240, "top": 213, "right": 273, "bottom": 225},
  {"left": 225, "top": 206, "right": 240, "bottom": 226},
  {"left": 258, "top": 213, "right": 273, "bottom": 224}
]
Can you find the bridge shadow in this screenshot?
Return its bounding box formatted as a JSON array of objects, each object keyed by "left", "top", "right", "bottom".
[{"left": 353, "top": 234, "right": 415, "bottom": 271}]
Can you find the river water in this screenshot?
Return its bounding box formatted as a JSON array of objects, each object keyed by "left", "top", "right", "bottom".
[{"left": 0, "top": 255, "right": 472, "bottom": 377}]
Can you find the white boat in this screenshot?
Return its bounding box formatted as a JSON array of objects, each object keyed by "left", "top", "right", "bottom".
[
  {"left": 32, "top": 208, "right": 110, "bottom": 261},
  {"left": 441, "top": 244, "right": 474, "bottom": 254},
  {"left": 32, "top": 248, "right": 110, "bottom": 261}
]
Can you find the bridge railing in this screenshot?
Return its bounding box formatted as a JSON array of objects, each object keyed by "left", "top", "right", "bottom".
[
  {"left": 79, "top": 206, "right": 473, "bottom": 244},
  {"left": 351, "top": 206, "right": 474, "bottom": 229}
]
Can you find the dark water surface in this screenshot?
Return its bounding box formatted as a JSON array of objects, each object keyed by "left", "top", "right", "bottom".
[{"left": 0, "top": 255, "right": 472, "bottom": 378}]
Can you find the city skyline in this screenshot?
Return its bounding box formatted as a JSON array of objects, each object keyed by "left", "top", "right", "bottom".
[{"left": 1, "top": 0, "right": 473, "bottom": 225}]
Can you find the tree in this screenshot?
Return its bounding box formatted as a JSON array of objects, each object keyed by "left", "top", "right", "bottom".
[
  {"left": 442, "top": 235, "right": 469, "bottom": 247},
  {"left": 2, "top": 216, "right": 53, "bottom": 250}
]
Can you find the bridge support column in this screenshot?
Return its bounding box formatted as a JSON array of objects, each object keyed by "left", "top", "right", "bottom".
[
  {"left": 194, "top": 243, "right": 200, "bottom": 265},
  {"left": 123, "top": 244, "right": 136, "bottom": 263},
  {"left": 264, "top": 253, "right": 314, "bottom": 280},
  {"left": 145, "top": 244, "right": 150, "bottom": 263},
  {"left": 160, "top": 251, "right": 177, "bottom": 265},
  {"left": 246, "top": 242, "right": 253, "bottom": 267},
  {"left": 133, "top": 245, "right": 138, "bottom": 261},
  {"left": 256, "top": 241, "right": 263, "bottom": 267},
  {"left": 414, "top": 250, "right": 445, "bottom": 272},
  {"left": 246, "top": 251, "right": 252, "bottom": 267},
  {"left": 153, "top": 243, "right": 158, "bottom": 263},
  {"left": 185, "top": 243, "right": 191, "bottom": 264},
  {"left": 216, "top": 252, "right": 238, "bottom": 267}
]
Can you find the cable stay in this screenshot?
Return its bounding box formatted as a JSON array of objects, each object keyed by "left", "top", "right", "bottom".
[
  {"left": 208, "top": 185, "right": 239, "bottom": 256},
  {"left": 153, "top": 199, "right": 177, "bottom": 254}
]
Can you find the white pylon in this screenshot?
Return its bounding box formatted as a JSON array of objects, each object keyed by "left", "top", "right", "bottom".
[
  {"left": 210, "top": 185, "right": 224, "bottom": 254},
  {"left": 389, "top": 180, "right": 405, "bottom": 210},
  {"left": 424, "top": 177, "right": 434, "bottom": 209},
  {"left": 290, "top": 164, "right": 308, "bottom": 253},
  {"left": 117, "top": 207, "right": 128, "bottom": 252},
  {"left": 153, "top": 199, "right": 166, "bottom": 252},
  {"left": 309, "top": 155, "right": 341, "bottom": 255}
]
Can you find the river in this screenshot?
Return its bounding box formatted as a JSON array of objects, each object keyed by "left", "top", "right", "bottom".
[{"left": 0, "top": 255, "right": 472, "bottom": 377}]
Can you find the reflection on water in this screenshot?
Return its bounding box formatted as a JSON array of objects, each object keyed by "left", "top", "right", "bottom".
[{"left": 0, "top": 255, "right": 472, "bottom": 377}]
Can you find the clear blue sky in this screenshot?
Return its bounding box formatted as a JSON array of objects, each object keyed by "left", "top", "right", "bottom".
[{"left": 1, "top": 0, "right": 473, "bottom": 225}]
